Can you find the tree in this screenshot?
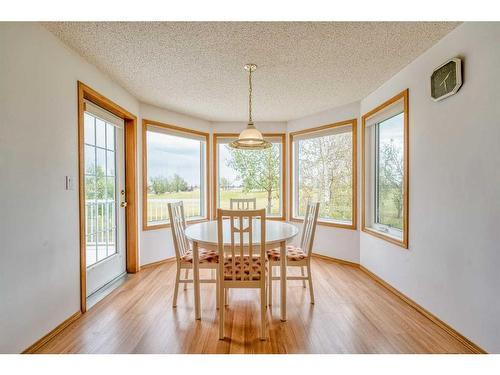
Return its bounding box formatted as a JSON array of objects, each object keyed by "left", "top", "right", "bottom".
[
  {"left": 220, "top": 176, "right": 232, "bottom": 191},
  {"left": 149, "top": 176, "right": 169, "bottom": 195},
  {"left": 225, "top": 144, "right": 280, "bottom": 214},
  {"left": 170, "top": 174, "right": 188, "bottom": 192},
  {"left": 297, "top": 133, "right": 352, "bottom": 221},
  {"left": 85, "top": 165, "right": 115, "bottom": 200},
  {"left": 379, "top": 140, "right": 403, "bottom": 224},
  {"left": 148, "top": 174, "right": 189, "bottom": 195}
]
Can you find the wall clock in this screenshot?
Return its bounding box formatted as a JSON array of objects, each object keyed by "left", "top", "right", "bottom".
[{"left": 430, "top": 57, "right": 462, "bottom": 102}]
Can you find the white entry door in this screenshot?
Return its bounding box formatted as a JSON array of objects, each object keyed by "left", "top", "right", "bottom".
[{"left": 84, "top": 101, "right": 127, "bottom": 297}]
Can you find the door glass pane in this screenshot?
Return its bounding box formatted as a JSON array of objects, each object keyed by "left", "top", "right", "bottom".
[
  {"left": 84, "top": 111, "right": 118, "bottom": 267},
  {"left": 84, "top": 113, "right": 95, "bottom": 145},
  {"left": 85, "top": 176, "right": 95, "bottom": 200},
  {"left": 376, "top": 112, "right": 404, "bottom": 230},
  {"left": 106, "top": 177, "right": 115, "bottom": 200},
  {"left": 84, "top": 145, "right": 95, "bottom": 175},
  {"left": 96, "top": 149, "right": 106, "bottom": 177},
  {"left": 108, "top": 228, "right": 116, "bottom": 256},
  {"left": 106, "top": 150, "right": 115, "bottom": 176},
  {"left": 106, "top": 123, "right": 115, "bottom": 150},
  {"left": 95, "top": 118, "right": 106, "bottom": 148}
]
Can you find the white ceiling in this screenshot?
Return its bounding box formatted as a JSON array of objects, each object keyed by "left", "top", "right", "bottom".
[{"left": 44, "top": 22, "right": 459, "bottom": 121}]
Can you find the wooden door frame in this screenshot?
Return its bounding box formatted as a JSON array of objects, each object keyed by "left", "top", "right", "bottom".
[{"left": 77, "top": 81, "right": 139, "bottom": 313}]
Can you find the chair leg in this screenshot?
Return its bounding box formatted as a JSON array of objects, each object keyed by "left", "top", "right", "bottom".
[
  {"left": 224, "top": 288, "right": 229, "bottom": 306},
  {"left": 219, "top": 284, "right": 225, "bottom": 339},
  {"left": 268, "top": 264, "right": 273, "bottom": 306},
  {"left": 307, "top": 263, "right": 315, "bottom": 304},
  {"left": 215, "top": 268, "right": 220, "bottom": 310},
  {"left": 301, "top": 266, "right": 306, "bottom": 288},
  {"left": 183, "top": 269, "right": 189, "bottom": 290},
  {"left": 173, "top": 265, "right": 181, "bottom": 307},
  {"left": 260, "top": 283, "right": 267, "bottom": 340}
]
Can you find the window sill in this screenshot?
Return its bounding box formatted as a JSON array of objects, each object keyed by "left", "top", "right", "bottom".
[
  {"left": 143, "top": 217, "right": 209, "bottom": 231},
  {"left": 361, "top": 226, "right": 408, "bottom": 249},
  {"left": 212, "top": 213, "right": 286, "bottom": 221},
  {"left": 289, "top": 217, "right": 356, "bottom": 230}
]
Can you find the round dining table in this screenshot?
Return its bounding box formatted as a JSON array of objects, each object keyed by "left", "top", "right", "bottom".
[{"left": 185, "top": 219, "right": 299, "bottom": 322}]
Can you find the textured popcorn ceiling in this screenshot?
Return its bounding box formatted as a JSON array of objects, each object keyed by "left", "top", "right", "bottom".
[{"left": 44, "top": 22, "right": 459, "bottom": 121}]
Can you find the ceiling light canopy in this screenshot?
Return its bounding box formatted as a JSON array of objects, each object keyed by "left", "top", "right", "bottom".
[{"left": 229, "top": 64, "right": 272, "bottom": 150}]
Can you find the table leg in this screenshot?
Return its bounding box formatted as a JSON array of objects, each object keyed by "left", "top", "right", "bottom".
[
  {"left": 280, "top": 240, "right": 287, "bottom": 322},
  {"left": 192, "top": 240, "right": 201, "bottom": 320}
]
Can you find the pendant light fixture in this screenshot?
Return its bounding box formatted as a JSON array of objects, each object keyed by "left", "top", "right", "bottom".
[{"left": 229, "top": 64, "right": 272, "bottom": 150}]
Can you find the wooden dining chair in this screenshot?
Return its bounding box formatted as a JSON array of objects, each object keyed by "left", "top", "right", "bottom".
[
  {"left": 230, "top": 197, "right": 257, "bottom": 210},
  {"left": 217, "top": 208, "right": 268, "bottom": 340},
  {"left": 226, "top": 197, "right": 256, "bottom": 305},
  {"left": 168, "top": 201, "right": 219, "bottom": 309},
  {"left": 268, "top": 202, "right": 320, "bottom": 305}
]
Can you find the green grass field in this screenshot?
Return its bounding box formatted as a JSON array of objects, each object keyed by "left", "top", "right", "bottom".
[
  {"left": 377, "top": 187, "right": 403, "bottom": 230},
  {"left": 217, "top": 190, "right": 280, "bottom": 215},
  {"left": 147, "top": 189, "right": 280, "bottom": 223},
  {"left": 147, "top": 188, "right": 402, "bottom": 228}
]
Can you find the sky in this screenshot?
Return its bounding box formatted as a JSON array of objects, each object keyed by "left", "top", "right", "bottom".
[
  {"left": 147, "top": 131, "right": 202, "bottom": 186},
  {"left": 379, "top": 112, "right": 404, "bottom": 151},
  {"left": 147, "top": 133, "right": 246, "bottom": 187},
  {"left": 219, "top": 143, "right": 239, "bottom": 182},
  {"left": 146, "top": 133, "right": 286, "bottom": 187}
]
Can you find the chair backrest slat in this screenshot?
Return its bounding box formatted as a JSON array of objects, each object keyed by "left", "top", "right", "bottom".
[
  {"left": 217, "top": 208, "right": 266, "bottom": 282},
  {"left": 230, "top": 198, "right": 257, "bottom": 211},
  {"left": 168, "top": 201, "right": 190, "bottom": 260},
  {"left": 300, "top": 202, "right": 320, "bottom": 257}
]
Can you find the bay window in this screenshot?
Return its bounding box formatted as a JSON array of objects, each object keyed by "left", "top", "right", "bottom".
[
  {"left": 213, "top": 134, "right": 286, "bottom": 219},
  {"left": 290, "top": 120, "right": 357, "bottom": 228},
  {"left": 362, "top": 89, "right": 409, "bottom": 248},
  {"left": 142, "top": 120, "right": 209, "bottom": 229}
]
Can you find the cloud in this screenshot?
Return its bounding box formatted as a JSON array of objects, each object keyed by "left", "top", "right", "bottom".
[{"left": 147, "top": 132, "right": 203, "bottom": 185}]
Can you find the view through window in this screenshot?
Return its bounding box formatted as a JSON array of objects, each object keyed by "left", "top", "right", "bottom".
[
  {"left": 145, "top": 124, "right": 207, "bottom": 227},
  {"left": 375, "top": 112, "right": 404, "bottom": 231},
  {"left": 216, "top": 136, "right": 284, "bottom": 217},
  {"left": 362, "top": 89, "right": 408, "bottom": 247},
  {"left": 292, "top": 123, "right": 355, "bottom": 226}
]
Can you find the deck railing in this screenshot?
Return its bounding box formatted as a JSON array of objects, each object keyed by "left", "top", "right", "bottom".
[{"left": 147, "top": 198, "right": 201, "bottom": 223}]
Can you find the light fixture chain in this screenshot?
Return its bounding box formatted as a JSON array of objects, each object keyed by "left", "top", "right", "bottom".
[
  {"left": 248, "top": 67, "right": 253, "bottom": 123},
  {"left": 228, "top": 63, "right": 271, "bottom": 149}
]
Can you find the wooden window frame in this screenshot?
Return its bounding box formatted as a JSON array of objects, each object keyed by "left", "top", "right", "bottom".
[
  {"left": 77, "top": 81, "right": 139, "bottom": 314},
  {"left": 212, "top": 133, "right": 287, "bottom": 221},
  {"left": 142, "top": 119, "right": 210, "bottom": 230},
  {"left": 361, "top": 89, "right": 409, "bottom": 248},
  {"left": 289, "top": 119, "right": 358, "bottom": 230}
]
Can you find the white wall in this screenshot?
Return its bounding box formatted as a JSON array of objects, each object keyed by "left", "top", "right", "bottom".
[
  {"left": 359, "top": 22, "right": 500, "bottom": 353},
  {"left": 287, "top": 102, "right": 361, "bottom": 263},
  {"left": 139, "top": 103, "right": 211, "bottom": 265},
  {"left": 0, "top": 23, "right": 140, "bottom": 353}
]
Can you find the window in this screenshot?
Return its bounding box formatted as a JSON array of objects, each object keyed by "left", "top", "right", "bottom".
[
  {"left": 142, "top": 120, "right": 209, "bottom": 229},
  {"left": 290, "top": 120, "right": 357, "bottom": 228},
  {"left": 362, "top": 89, "right": 409, "bottom": 248},
  {"left": 213, "top": 134, "right": 286, "bottom": 219}
]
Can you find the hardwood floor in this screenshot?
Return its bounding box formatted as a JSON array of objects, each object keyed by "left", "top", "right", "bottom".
[{"left": 36, "top": 257, "right": 473, "bottom": 354}]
